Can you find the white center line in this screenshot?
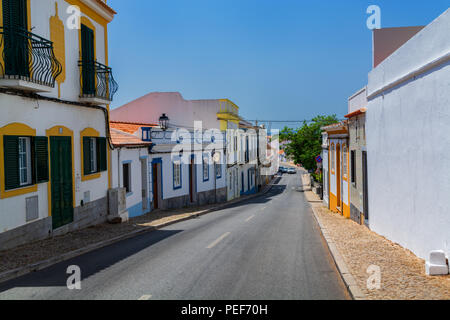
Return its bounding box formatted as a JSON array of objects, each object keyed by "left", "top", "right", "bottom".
[
  {"left": 245, "top": 215, "right": 255, "bottom": 222},
  {"left": 207, "top": 232, "right": 231, "bottom": 249},
  {"left": 138, "top": 295, "right": 152, "bottom": 300}
]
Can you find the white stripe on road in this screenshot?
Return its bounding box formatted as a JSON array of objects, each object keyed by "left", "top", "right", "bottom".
[
  {"left": 207, "top": 232, "right": 231, "bottom": 249},
  {"left": 245, "top": 215, "right": 255, "bottom": 222},
  {"left": 138, "top": 295, "right": 152, "bottom": 300}
]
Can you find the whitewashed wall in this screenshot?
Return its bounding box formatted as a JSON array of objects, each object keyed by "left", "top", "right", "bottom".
[
  {"left": 30, "top": 0, "right": 107, "bottom": 102},
  {"left": 0, "top": 94, "right": 108, "bottom": 232},
  {"left": 366, "top": 9, "right": 450, "bottom": 259}
]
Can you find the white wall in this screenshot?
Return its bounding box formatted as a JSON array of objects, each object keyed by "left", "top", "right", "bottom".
[
  {"left": 366, "top": 9, "right": 450, "bottom": 259},
  {"left": 30, "top": 0, "right": 108, "bottom": 102},
  {"left": 0, "top": 94, "right": 108, "bottom": 232}
]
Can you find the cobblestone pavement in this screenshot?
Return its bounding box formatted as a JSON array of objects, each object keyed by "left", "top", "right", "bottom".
[{"left": 306, "top": 191, "right": 450, "bottom": 300}]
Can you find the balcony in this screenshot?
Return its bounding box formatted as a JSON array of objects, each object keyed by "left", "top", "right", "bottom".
[
  {"left": 78, "top": 60, "right": 118, "bottom": 105},
  {"left": 0, "top": 27, "right": 62, "bottom": 92}
]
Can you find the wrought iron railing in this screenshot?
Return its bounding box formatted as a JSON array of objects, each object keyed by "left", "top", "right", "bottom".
[
  {"left": 78, "top": 60, "right": 118, "bottom": 102},
  {"left": 0, "top": 27, "right": 62, "bottom": 87}
]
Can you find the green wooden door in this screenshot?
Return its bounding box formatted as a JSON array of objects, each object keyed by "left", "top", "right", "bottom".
[
  {"left": 2, "top": 0, "right": 29, "bottom": 77},
  {"left": 50, "top": 136, "right": 74, "bottom": 229},
  {"left": 81, "top": 24, "right": 95, "bottom": 95}
]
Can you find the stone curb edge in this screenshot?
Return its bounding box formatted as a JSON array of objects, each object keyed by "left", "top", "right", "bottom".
[
  {"left": 299, "top": 171, "right": 366, "bottom": 300},
  {"left": 310, "top": 205, "right": 367, "bottom": 300},
  {"left": 0, "top": 179, "right": 276, "bottom": 285}
]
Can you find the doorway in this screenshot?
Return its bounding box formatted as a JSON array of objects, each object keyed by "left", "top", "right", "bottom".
[
  {"left": 362, "top": 151, "right": 369, "bottom": 222},
  {"left": 336, "top": 143, "right": 341, "bottom": 213},
  {"left": 152, "top": 162, "right": 159, "bottom": 210},
  {"left": 50, "top": 136, "right": 73, "bottom": 229},
  {"left": 141, "top": 159, "right": 149, "bottom": 212},
  {"left": 189, "top": 156, "right": 196, "bottom": 203}
]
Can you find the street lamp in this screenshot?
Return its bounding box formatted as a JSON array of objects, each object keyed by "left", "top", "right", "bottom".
[{"left": 159, "top": 113, "right": 169, "bottom": 131}]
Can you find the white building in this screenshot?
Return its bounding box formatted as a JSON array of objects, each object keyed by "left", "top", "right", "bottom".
[
  {"left": 110, "top": 92, "right": 231, "bottom": 210},
  {"left": 0, "top": 0, "right": 117, "bottom": 250},
  {"left": 238, "top": 121, "right": 258, "bottom": 195},
  {"left": 366, "top": 9, "right": 450, "bottom": 259}
]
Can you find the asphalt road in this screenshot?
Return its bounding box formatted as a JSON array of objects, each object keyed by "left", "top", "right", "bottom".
[{"left": 0, "top": 169, "right": 349, "bottom": 300}]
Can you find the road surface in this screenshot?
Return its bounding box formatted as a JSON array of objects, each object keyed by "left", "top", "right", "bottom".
[{"left": 0, "top": 169, "right": 349, "bottom": 300}]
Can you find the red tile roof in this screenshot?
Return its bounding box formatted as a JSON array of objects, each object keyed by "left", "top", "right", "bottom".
[
  {"left": 110, "top": 121, "right": 157, "bottom": 135},
  {"left": 110, "top": 128, "right": 152, "bottom": 147}
]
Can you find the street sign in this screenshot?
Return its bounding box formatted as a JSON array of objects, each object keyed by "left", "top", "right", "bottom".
[{"left": 315, "top": 155, "right": 322, "bottom": 163}]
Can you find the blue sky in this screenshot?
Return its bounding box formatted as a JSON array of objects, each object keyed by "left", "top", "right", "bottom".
[{"left": 108, "top": 0, "right": 449, "bottom": 129}]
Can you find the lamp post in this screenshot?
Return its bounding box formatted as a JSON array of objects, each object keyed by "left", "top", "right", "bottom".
[{"left": 159, "top": 113, "right": 169, "bottom": 131}]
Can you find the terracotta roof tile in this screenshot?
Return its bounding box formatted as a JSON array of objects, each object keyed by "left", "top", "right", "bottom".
[
  {"left": 110, "top": 121, "right": 157, "bottom": 135},
  {"left": 110, "top": 128, "right": 152, "bottom": 147}
]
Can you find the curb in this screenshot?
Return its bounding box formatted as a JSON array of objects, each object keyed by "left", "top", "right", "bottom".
[
  {"left": 309, "top": 203, "right": 366, "bottom": 300},
  {"left": 299, "top": 171, "right": 366, "bottom": 300},
  {"left": 0, "top": 179, "right": 275, "bottom": 285}
]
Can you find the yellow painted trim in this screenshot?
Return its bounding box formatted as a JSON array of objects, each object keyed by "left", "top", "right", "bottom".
[
  {"left": 80, "top": 127, "right": 101, "bottom": 182},
  {"left": 0, "top": 123, "right": 38, "bottom": 199},
  {"left": 27, "top": 0, "right": 31, "bottom": 31},
  {"left": 46, "top": 126, "right": 75, "bottom": 217},
  {"left": 65, "top": 0, "right": 109, "bottom": 27},
  {"left": 329, "top": 192, "right": 337, "bottom": 213},
  {"left": 217, "top": 112, "right": 240, "bottom": 122},
  {"left": 50, "top": 2, "right": 66, "bottom": 98}
]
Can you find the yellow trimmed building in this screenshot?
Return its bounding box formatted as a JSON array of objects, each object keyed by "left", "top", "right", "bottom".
[
  {"left": 322, "top": 121, "right": 350, "bottom": 218},
  {"left": 0, "top": 0, "right": 117, "bottom": 250}
]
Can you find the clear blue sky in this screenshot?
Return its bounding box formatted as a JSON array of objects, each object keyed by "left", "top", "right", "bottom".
[{"left": 108, "top": 0, "right": 449, "bottom": 129}]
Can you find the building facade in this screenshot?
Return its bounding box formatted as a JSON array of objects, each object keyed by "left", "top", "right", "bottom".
[
  {"left": 365, "top": 9, "right": 450, "bottom": 260},
  {"left": 0, "top": 0, "right": 117, "bottom": 250},
  {"left": 346, "top": 87, "right": 368, "bottom": 225},
  {"left": 322, "top": 122, "right": 350, "bottom": 219}
]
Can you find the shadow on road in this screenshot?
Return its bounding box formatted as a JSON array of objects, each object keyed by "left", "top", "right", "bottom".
[{"left": 0, "top": 229, "right": 182, "bottom": 291}]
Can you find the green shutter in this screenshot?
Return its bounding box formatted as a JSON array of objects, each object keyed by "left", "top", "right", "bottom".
[
  {"left": 3, "top": 135, "right": 20, "bottom": 190},
  {"left": 83, "top": 137, "right": 91, "bottom": 175},
  {"left": 34, "top": 136, "right": 49, "bottom": 183},
  {"left": 97, "top": 137, "right": 107, "bottom": 172}
]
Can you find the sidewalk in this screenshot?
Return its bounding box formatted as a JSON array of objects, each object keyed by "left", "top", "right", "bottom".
[
  {"left": 303, "top": 179, "right": 450, "bottom": 300},
  {"left": 0, "top": 182, "right": 274, "bottom": 284}
]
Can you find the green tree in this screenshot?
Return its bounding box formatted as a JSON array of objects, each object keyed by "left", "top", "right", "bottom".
[{"left": 280, "top": 115, "right": 339, "bottom": 171}]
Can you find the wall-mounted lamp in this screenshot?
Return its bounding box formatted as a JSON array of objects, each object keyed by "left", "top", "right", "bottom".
[{"left": 159, "top": 113, "right": 169, "bottom": 131}]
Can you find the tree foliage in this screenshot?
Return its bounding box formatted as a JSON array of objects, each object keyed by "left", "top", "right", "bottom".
[{"left": 280, "top": 115, "right": 339, "bottom": 171}]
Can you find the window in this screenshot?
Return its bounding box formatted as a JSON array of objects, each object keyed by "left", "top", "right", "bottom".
[
  {"left": 123, "top": 162, "right": 131, "bottom": 194},
  {"left": 18, "top": 137, "right": 32, "bottom": 186},
  {"left": 3, "top": 135, "right": 49, "bottom": 191},
  {"left": 342, "top": 145, "right": 348, "bottom": 179},
  {"left": 173, "top": 161, "right": 181, "bottom": 189},
  {"left": 203, "top": 154, "right": 209, "bottom": 181},
  {"left": 351, "top": 150, "right": 356, "bottom": 186},
  {"left": 215, "top": 153, "right": 222, "bottom": 179},
  {"left": 83, "top": 136, "right": 107, "bottom": 176},
  {"left": 89, "top": 138, "right": 97, "bottom": 174},
  {"left": 331, "top": 143, "right": 335, "bottom": 173}
]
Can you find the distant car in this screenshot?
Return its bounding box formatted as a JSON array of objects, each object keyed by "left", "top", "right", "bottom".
[
  {"left": 288, "top": 168, "right": 296, "bottom": 174},
  {"left": 278, "top": 166, "right": 288, "bottom": 174}
]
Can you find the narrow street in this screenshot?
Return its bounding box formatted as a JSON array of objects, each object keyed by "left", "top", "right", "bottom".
[{"left": 0, "top": 170, "right": 349, "bottom": 300}]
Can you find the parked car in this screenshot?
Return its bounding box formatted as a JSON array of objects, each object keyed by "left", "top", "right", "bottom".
[{"left": 288, "top": 168, "right": 296, "bottom": 174}]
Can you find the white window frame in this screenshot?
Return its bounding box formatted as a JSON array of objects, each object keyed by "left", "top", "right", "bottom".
[
  {"left": 18, "top": 137, "right": 32, "bottom": 186},
  {"left": 89, "top": 137, "right": 97, "bottom": 173},
  {"left": 173, "top": 160, "right": 181, "bottom": 189}
]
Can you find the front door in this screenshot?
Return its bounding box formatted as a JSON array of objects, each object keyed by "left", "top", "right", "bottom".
[
  {"left": 362, "top": 151, "right": 369, "bottom": 222},
  {"left": 141, "top": 159, "right": 149, "bottom": 212},
  {"left": 50, "top": 136, "right": 73, "bottom": 229},
  {"left": 189, "top": 157, "right": 195, "bottom": 203},
  {"left": 336, "top": 144, "right": 341, "bottom": 212},
  {"left": 152, "top": 163, "right": 159, "bottom": 209}
]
